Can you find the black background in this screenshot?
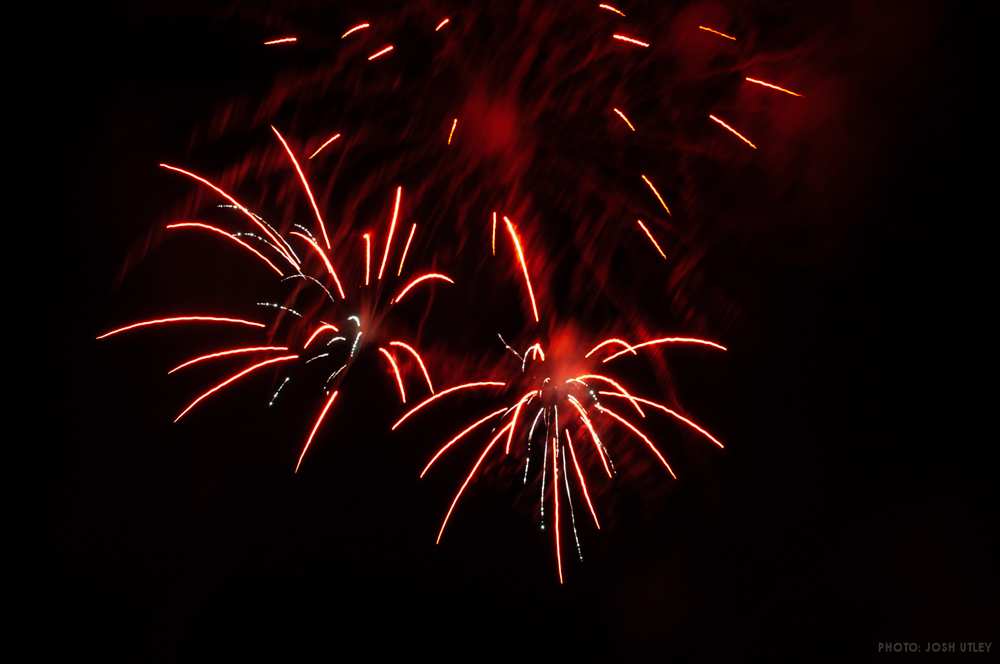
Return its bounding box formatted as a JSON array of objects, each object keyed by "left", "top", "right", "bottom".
[{"left": 47, "top": 1, "right": 994, "bottom": 661}]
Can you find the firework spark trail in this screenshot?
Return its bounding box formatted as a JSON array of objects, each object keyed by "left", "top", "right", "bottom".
[
  {"left": 363, "top": 232, "right": 371, "bottom": 286},
  {"left": 502, "top": 216, "right": 540, "bottom": 323},
  {"left": 709, "top": 114, "right": 757, "bottom": 149},
  {"left": 447, "top": 118, "right": 458, "bottom": 145},
  {"left": 295, "top": 389, "right": 339, "bottom": 473},
  {"left": 256, "top": 302, "right": 302, "bottom": 318},
  {"left": 745, "top": 77, "right": 803, "bottom": 97},
  {"left": 596, "top": 403, "right": 676, "bottom": 478},
  {"left": 574, "top": 373, "right": 645, "bottom": 418},
  {"left": 636, "top": 219, "right": 667, "bottom": 259},
  {"left": 552, "top": 435, "right": 563, "bottom": 584},
  {"left": 303, "top": 322, "right": 340, "bottom": 349},
  {"left": 268, "top": 376, "right": 291, "bottom": 407},
  {"left": 698, "top": 25, "right": 736, "bottom": 41},
  {"left": 598, "top": 3, "right": 625, "bottom": 16},
  {"left": 435, "top": 18, "right": 451, "bottom": 32},
  {"left": 641, "top": 174, "right": 672, "bottom": 216},
  {"left": 598, "top": 392, "right": 724, "bottom": 449},
  {"left": 97, "top": 316, "right": 265, "bottom": 339},
  {"left": 391, "top": 273, "right": 456, "bottom": 304},
  {"left": 420, "top": 407, "right": 510, "bottom": 478},
  {"left": 392, "top": 381, "right": 506, "bottom": 430},
  {"left": 341, "top": 23, "right": 369, "bottom": 39},
  {"left": 263, "top": 36, "right": 297, "bottom": 45},
  {"left": 490, "top": 212, "right": 497, "bottom": 256},
  {"left": 273, "top": 125, "right": 333, "bottom": 249},
  {"left": 289, "top": 232, "right": 347, "bottom": 299},
  {"left": 378, "top": 186, "right": 402, "bottom": 281},
  {"left": 165, "top": 222, "right": 284, "bottom": 276},
  {"left": 378, "top": 347, "right": 407, "bottom": 403},
  {"left": 561, "top": 444, "right": 583, "bottom": 562},
  {"left": 281, "top": 274, "right": 337, "bottom": 307},
  {"left": 566, "top": 394, "right": 613, "bottom": 477},
  {"left": 603, "top": 336, "right": 728, "bottom": 361},
  {"left": 584, "top": 338, "right": 637, "bottom": 359},
  {"left": 174, "top": 354, "right": 299, "bottom": 422},
  {"left": 167, "top": 346, "right": 288, "bottom": 374},
  {"left": 389, "top": 341, "right": 435, "bottom": 393},
  {"left": 612, "top": 107, "right": 636, "bottom": 131},
  {"left": 566, "top": 429, "right": 600, "bottom": 529},
  {"left": 612, "top": 34, "right": 649, "bottom": 48},
  {"left": 504, "top": 391, "right": 536, "bottom": 453},
  {"left": 397, "top": 224, "right": 417, "bottom": 276},
  {"left": 368, "top": 45, "right": 394, "bottom": 61},
  {"left": 308, "top": 132, "right": 341, "bottom": 159}
]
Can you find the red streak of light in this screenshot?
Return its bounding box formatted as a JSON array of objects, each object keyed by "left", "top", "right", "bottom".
[
  {"left": 368, "top": 45, "right": 394, "bottom": 61},
  {"left": 168, "top": 346, "right": 288, "bottom": 374},
  {"left": 598, "top": 3, "right": 626, "bottom": 16},
  {"left": 378, "top": 347, "right": 407, "bottom": 403},
  {"left": 159, "top": 164, "right": 298, "bottom": 268},
  {"left": 598, "top": 392, "right": 724, "bottom": 449},
  {"left": 435, "top": 18, "right": 450, "bottom": 32},
  {"left": 447, "top": 118, "right": 458, "bottom": 145},
  {"left": 435, "top": 422, "right": 512, "bottom": 544},
  {"left": 502, "top": 216, "right": 540, "bottom": 323},
  {"left": 584, "top": 338, "right": 637, "bottom": 359},
  {"left": 391, "top": 272, "right": 455, "bottom": 304},
  {"left": 709, "top": 114, "right": 757, "bottom": 149},
  {"left": 597, "top": 404, "right": 676, "bottom": 478},
  {"left": 397, "top": 223, "right": 416, "bottom": 277},
  {"left": 636, "top": 219, "right": 667, "bottom": 259},
  {"left": 698, "top": 25, "right": 736, "bottom": 41},
  {"left": 97, "top": 316, "right": 265, "bottom": 340},
  {"left": 505, "top": 391, "right": 536, "bottom": 454},
  {"left": 290, "top": 231, "right": 347, "bottom": 299},
  {"left": 341, "top": 23, "right": 370, "bottom": 39},
  {"left": 271, "top": 126, "right": 332, "bottom": 249},
  {"left": 641, "top": 174, "right": 672, "bottom": 216},
  {"left": 745, "top": 77, "right": 803, "bottom": 97},
  {"left": 575, "top": 373, "right": 645, "bottom": 418},
  {"left": 612, "top": 34, "right": 650, "bottom": 48},
  {"left": 603, "top": 336, "right": 728, "bottom": 362},
  {"left": 308, "top": 133, "right": 342, "bottom": 160},
  {"left": 363, "top": 233, "right": 371, "bottom": 286},
  {"left": 303, "top": 322, "right": 340, "bottom": 349},
  {"left": 295, "top": 389, "right": 339, "bottom": 473},
  {"left": 174, "top": 354, "right": 298, "bottom": 422},
  {"left": 552, "top": 436, "right": 563, "bottom": 584},
  {"left": 566, "top": 395, "right": 613, "bottom": 477},
  {"left": 420, "top": 407, "right": 509, "bottom": 478},
  {"left": 392, "top": 381, "right": 506, "bottom": 430},
  {"left": 612, "top": 107, "right": 636, "bottom": 131},
  {"left": 165, "top": 222, "right": 283, "bottom": 276},
  {"left": 378, "top": 186, "right": 402, "bottom": 281},
  {"left": 264, "top": 37, "right": 297, "bottom": 45},
  {"left": 490, "top": 211, "right": 497, "bottom": 256},
  {"left": 389, "top": 341, "right": 435, "bottom": 393},
  {"left": 566, "top": 430, "right": 601, "bottom": 529}
]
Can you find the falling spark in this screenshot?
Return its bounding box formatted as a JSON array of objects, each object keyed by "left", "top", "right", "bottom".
[
  {"left": 636, "top": 219, "right": 667, "bottom": 259},
  {"left": 565, "top": 430, "right": 600, "bottom": 529},
  {"left": 363, "top": 232, "right": 371, "bottom": 286},
  {"left": 341, "top": 23, "right": 370, "bottom": 39},
  {"left": 641, "top": 174, "right": 672, "bottom": 216},
  {"left": 165, "top": 222, "right": 284, "bottom": 276},
  {"left": 271, "top": 125, "right": 332, "bottom": 249},
  {"left": 303, "top": 322, "right": 340, "bottom": 349},
  {"left": 709, "top": 114, "right": 757, "bottom": 149},
  {"left": 308, "top": 132, "right": 342, "bottom": 159},
  {"left": 552, "top": 436, "right": 563, "bottom": 583},
  {"left": 745, "top": 76, "right": 803, "bottom": 97},
  {"left": 368, "top": 45, "right": 394, "bottom": 61},
  {"left": 397, "top": 223, "right": 416, "bottom": 276},
  {"left": 574, "top": 373, "right": 645, "bottom": 417},
  {"left": 420, "top": 407, "right": 510, "bottom": 478},
  {"left": 596, "top": 404, "right": 676, "bottom": 477},
  {"left": 97, "top": 316, "right": 265, "bottom": 340},
  {"left": 295, "top": 390, "right": 340, "bottom": 473},
  {"left": 378, "top": 347, "right": 407, "bottom": 403},
  {"left": 447, "top": 118, "right": 458, "bottom": 145},
  {"left": 491, "top": 211, "right": 497, "bottom": 256},
  {"left": 392, "top": 272, "right": 455, "bottom": 304},
  {"left": 566, "top": 395, "right": 613, "bottom": 477},
  {"left": 502, "top": 216, "right": 540, "bottom": 323},
  {"left": 168, "top": 346, "right": 288, "bottom": 374},
  {"left": 378, "top": 186, "right": 402, "bottom": 281},
  {"left": 174, "top": 354, "right": 299, "bottom": 422},
  {"left": 263, "top": 37, "right": 297, "bottom": 45},
  {"left": 435, "top": 18, "right": 451, "bottom": 32},
  {"left": 598, "top": 392, "right": 724, "bottom": 449},
  {"left": 612, "top": 107, "right": 636, "bottom": 131},
  {"left": 612, "top": 34, "right": 649, "bottom": 48},
  {"left": 603, "top": 336, "right": 728, "bottom": 362},
  {"left": 598, "top": 3, "right": 626, "bottom": 16},
  {"left": 389, "top": 341, "right": 435, "bottom": 393},
  {"left": 698, "top": 25, "right": 736, "bottom": 41},
  {"left": 392, "top": 381, "right": 507, "bottom": 430},
  {"left": 289, "top": 231, "right": 347, "bottom": 299},
  {"left": 585, "top": 338, "right": 638, "bottom": 360}
]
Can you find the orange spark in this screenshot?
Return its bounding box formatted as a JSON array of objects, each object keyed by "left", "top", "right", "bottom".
[
  {"left": 391, "top": 272, "right": 455, "bottom": 304},
  {"left": 612, "top": 34, "right": 649, "bottom": 47},
  {"left": 308, "top": 133, "right": 342, "bottom": 160},
  {"left": 295, "top": 389, "right": 339, "bottom": 473},
  {"left": 612, "top": 107, "right": 636, "bottom": 131},
  {"left": 165, "top": 222, "right": 284, "bottom": 276},
  {"left": 603, "top": 336, "right": 728, "bottom": 362},
  {"left": 389, "top": 341, "right": 435, "bottom": 393},
  {"left": 378, "top": 186, "right": 402, "bottom": 281},
  {"left": 596, "top": 404, "right": 676, "bottom": 478},
  {"left": 709, "top": 114, "right": 757, "bottom": 149},
  {"left": 397, "top": 223, "right": 416, "bottom": 276},
  {"left": 584, "top": 338, "right": 637, "bottom": 359},
  {"left": 698, "top": 25, "right": 736, "bottom": 41},
  {"left": 575, "top": 373, "right": 645, "bottom": 418},
  {"left": 341, "top": 23, "right": 370, "bottom": 39},
  {"left": 263, "top": 37, "right": 297, "bottom": 45},
  {"left": 745, "top": 76, "right": 803, "bottom": 97},
  {"left": 363, "top": 233, "right": 371, "bottom": 286},
  {"left": 420, "top": 407, "right": 510, "bottom": 478},
  {"left": 636, "top": 219, "right": 667, "bottom": 259},
  {"left": 641, "top": 174, "right": 672, "bottom": 216},
  {"left": 598, "top": 392, "right": 724, "bottom": 449},
  {"left": 302, "top": 322, "right": 340, "bottom": 349},
  {"left": 392, "top": 381, "right": 506, "bottom": 430},
  {"left": 566, "top": 395, "right": 613, "bottom": 477},
  {"left": 167, "top": 346, "right": 288, "bottom": 374},
  {"left": 566, "top": 430, "right": 600, "bottom": 529},
  {"left": 552, "top": 436, "right": 563, "bottom": 584},
  {"left": 290, "top": 231, "right": 346, "bottom": 299},
  {"left": 447, "top": 117, "right": 458, "bottom": 145},
  {"left": 97, "top": 315, "right": 265, "bottom": 340},
  {"left": 435, "top": 18, "right": 450, "bottom": 32},
  {"left": 598, "top": 3, "right": 626, "bottom": 16},
  {"left": 159, "top": 164, "right": 298, "bottom": 268},
  {"left": 368, "top": 45, "right": 394, "bottom": 61},
  {"left": 491, "top": 211, "right": 497, "bottom": 256},
  {"left": 174, "top": 354, "right": 298, "bottom": 422},
  {"left": 271, "top": 125, "right": 332, "bottom": 249},
  {"left": 502, "top": 216, "right": 540, "bottom": 323},
  {"left": 378, "top": 347, "right": 407, "bottom": 403},
  {"left": 436, "top": 422, "right": 512, "bottom": 544}
]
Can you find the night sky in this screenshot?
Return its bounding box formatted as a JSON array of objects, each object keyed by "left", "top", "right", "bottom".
[{"left": 48, "top": 1, "right": 994, "bottom": 661}]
